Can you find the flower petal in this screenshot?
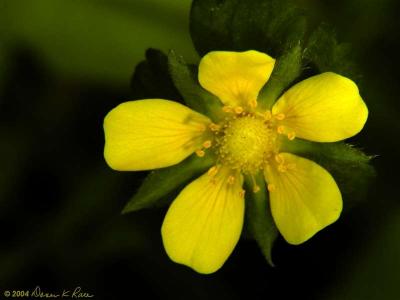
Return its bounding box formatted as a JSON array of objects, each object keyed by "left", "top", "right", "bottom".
[
  {"left": 198, "top": 50, "right": 275, "bottom": 108},
  {"left": 161, "top": 167, "right": 244, "bottom": 274},
  {"left": 264, "top": 153, "right": 342, "bottom": 245},
  {"left": 272, "top": 72, "right": 368, "bottom": 142},
  {"left": 104, "top": 99, "right": 210, "bottom": 171}
]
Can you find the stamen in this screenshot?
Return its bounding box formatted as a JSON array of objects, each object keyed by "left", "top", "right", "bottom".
[
  {"left": 250, "top": 174, "right": 260, "bottom": 193},
  {"left": 203, "top": 140, "right": 212, "bottom": 149},
  {"left": 239, "top": 189, "right": 246, "bottom": 197},
  {"left": 287, "top": 132, "right": 296, "bottom": 141},
  {"left": 264, "top": 110, "right": 272, "bottom": 121},
  {"left": 213, "top": 113, "right": 280, "bottom": 175},
  {"left": 195, "top": 149, "right": 205, "bottom": 157},
  {"left": 275, "top": 113, "right": 285, "bottom": 120},
  {"left": 222, "top": 106, "right": 233, "bottom": 113},
  {"left": 209, "top": 123, "right": 221, "bottom": 132},
  {"left": 227, "top": 175, "right": 235, "bottom": 185},
  {"left": 234, "top": 106, "right": 244, "bottom": 114},
  {"left": 207, "top": 166, "right": 219, "bottom": 177},
  {"left": 277, "top": 125, "right": 285, "bottom": 134},
  {"left": 267, "top": 184, "right": 275, "bottom": 192},
  {"left": 198, "top": 124, "right": 207, "bottom": 132},
  {"left": 249, "top": 99, "right": 258, "bottom": 108}
]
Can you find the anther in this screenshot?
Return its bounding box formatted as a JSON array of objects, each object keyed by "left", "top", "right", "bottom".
[
  {"left": 207, "top": 166, "right": 219, "bottom": 177},
  {"left": 203, "top": 140, "right": 212, "bottom": 148},
  {"left": 239, "top": 190, "right": 246, "bottom": 197},
  {"left": 222, "top": 106, "right": 233, "bottom": 113},
  {"left": 198, "top": 124, "right": 207, "bottom": 132},
  {"left": 227, "top": 176, "right": 235, "bottom": 185},
  {"left": 195, "top": 149, "right": 205, "bottom": 157},
  {"left": 249, "top": 99, "right": 258, "bottom": 108},
  {"left": 250, "top": 174, "right": 260, "bottom": 193},
  {"left": 209, "top": 123, "right": 221, "bottom": 131},
  {"left": 287, "top": 132, "right": 296, "bottom": 141},
  {"left": 277, "top": 125, "right": 285, "bottom": 134},
  {"left": 234, "top": 106, "right": 244, "bottom": 114},
  {"left": 267, "top": 184, "right": 275, "bottom": 192},
  {"left": 253, "top": 185, "right": 260, "bottom": 193},
  {"left": 275, "top": 113, "right": 285, "bottom": 120}
]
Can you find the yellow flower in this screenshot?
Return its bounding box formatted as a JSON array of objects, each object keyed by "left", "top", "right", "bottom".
[{"left": 103, "top": 50, "right": 368, "bottom": 274}]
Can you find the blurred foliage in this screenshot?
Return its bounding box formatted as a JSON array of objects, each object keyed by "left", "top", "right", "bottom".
[
  {"left": 0, "top": 0, "right": 399, "bottom": 299},
  {"left": 0, "top": 0, "right": 197, "bottom": 87}
]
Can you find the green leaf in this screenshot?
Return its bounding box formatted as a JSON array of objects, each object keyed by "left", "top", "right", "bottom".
[
  {"left": 281, "top": 139, "right": 375, "bottom": 209},
  {"left": 190, "top": 0, "right": 306, "bottom": 57},
  {"left": 168, "top": 50, "right": 223, "bottom": 120},
  {"left": 244, "top": 173, "right": 279, "bottom": 266},
  {"left": 258, "top": 43, "right": 303, "bottom": 110},
  {"left": 190, "top": 0, "right": 239, "bottom": 56},
  {"left": 230, "top": 0, "right": 306, "bottom": 56},
  {"left": 304, "top": 25, "right": 360, "bottom": 80},
  {"left": 130, "top": 48, "right": 183, "bottom": 101},
  {"left": 122, "top": 154, "right": 215, "bottom": 214}
]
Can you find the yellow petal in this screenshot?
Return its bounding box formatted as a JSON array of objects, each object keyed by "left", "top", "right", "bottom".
[
  {"left": 198, "top": 50, "right": 275, "bottom": 108},
  {"left": 272, "top": 72, "right": 368, "bottom": 142},
  {"left": 104, "top": 99, "right": 210, "bottom": 171},
  {"left": 161, "top": 167, "right": 244, "bottom": 274},
  {"left": 264, "top": 153, "right": 342, "bottom": 245}
]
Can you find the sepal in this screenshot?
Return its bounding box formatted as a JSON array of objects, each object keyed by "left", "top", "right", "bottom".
[
  {"left": 281, "top": 139, "right": 375, "bottom": 209},
  {"left": 122, "top": 154, "right": 215, "bottom": 213},
  {"left": 244, "top": 173, "right": 279, "bottom": 266},
  {"left": 168, "top": 50, "right": 223, "bottom": 120}
]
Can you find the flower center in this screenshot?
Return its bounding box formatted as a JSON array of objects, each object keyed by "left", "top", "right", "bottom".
[{"left": 216, "top": 115, "right": 278, "bottom": 174}]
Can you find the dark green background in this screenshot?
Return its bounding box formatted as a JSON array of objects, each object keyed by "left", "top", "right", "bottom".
[{"left": 0, "top": 0, "right": 399, "bottom": 299}]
